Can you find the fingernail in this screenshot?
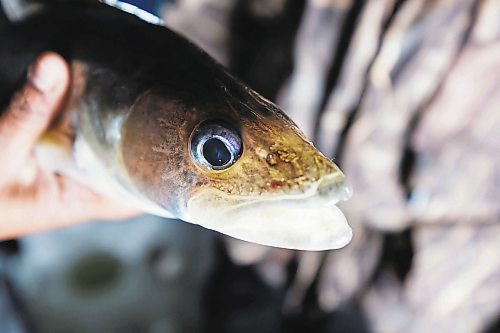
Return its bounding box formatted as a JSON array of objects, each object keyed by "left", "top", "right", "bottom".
[{"left": 28, "top": 54, "right": 61, "bottom": 92}]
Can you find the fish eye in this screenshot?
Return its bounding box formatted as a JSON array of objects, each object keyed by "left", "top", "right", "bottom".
[{"left": 190, "top": 121, "right": 242, "bottom": 170}]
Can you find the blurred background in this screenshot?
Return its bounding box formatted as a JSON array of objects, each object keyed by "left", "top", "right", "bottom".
[{"left": 0, "top": 0, "right": 499, "bottom": 332}]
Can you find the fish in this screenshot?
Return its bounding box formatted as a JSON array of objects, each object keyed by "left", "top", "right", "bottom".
[{"left": 0, "top": 0, "right": 352, "bottom": 250}]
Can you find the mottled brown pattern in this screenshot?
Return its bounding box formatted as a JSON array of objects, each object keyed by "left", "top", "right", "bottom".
[{"left": 120, "top": 87, "right": 344, "bottom": 214}]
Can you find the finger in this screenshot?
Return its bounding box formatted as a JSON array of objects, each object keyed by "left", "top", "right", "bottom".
[
  {"left": 0, "top": 52, "right": 70, "bottom": 183},
  {"left": 0, "top": 175, "right": 141, "bottom": 240},
  {"left": 54, "top": 176, "right": 142, "bottom": 224}
]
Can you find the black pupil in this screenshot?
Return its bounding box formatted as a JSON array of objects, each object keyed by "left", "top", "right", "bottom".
[{"left": 203, "top": 138, "right": 232, "bottom": 167}]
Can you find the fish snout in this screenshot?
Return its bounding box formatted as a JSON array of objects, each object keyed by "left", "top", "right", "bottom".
[{"left": 315, "top": 173, "right": 352, "bottom": 205}]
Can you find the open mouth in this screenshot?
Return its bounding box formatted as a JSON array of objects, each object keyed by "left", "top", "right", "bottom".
[{"left": 186, "top": 175, "right": 353, "bottom": 251}]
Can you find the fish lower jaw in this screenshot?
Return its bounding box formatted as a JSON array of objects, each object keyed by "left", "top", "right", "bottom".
[{"left": 185, "top": 187, "right": 353, "bottom": 251}]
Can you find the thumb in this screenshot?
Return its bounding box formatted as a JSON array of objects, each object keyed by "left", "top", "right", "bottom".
[{"left": 0, "top": 52, "right": 70, "bottom": 184}]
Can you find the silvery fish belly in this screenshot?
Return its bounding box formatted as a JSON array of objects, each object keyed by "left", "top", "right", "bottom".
[{"left": 0, "top": 1, "right": 352, "bottom": 250}]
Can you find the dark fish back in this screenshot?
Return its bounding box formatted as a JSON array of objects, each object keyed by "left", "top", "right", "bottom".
[{"left": 0, "top": 1, "right": 232, "bottom": 114}]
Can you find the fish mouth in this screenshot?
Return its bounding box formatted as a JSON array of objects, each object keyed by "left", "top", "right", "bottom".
[{"left": 186, "top": 174, "right": 353, "bottom": 251}]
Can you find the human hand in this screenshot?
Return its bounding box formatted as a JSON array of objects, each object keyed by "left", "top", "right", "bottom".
[{"left": 0, "top": 52, "right": 140, "bottom": 240}]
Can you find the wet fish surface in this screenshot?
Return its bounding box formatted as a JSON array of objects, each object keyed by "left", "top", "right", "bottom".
[{"left": 0, "top": 0, "right": 352, "bottom": 250}]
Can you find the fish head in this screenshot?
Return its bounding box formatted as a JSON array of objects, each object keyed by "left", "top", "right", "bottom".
[
  {"left": 1, "top": 0, "right": 349, "bottom": 250},
  {"left": 120, "top": 72, "right": 352, "bottom": 251}
]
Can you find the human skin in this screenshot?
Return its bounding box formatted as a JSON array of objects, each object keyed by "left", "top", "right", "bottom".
[{"left": 0, "top": 52, "right": 139, "bottom": 240}]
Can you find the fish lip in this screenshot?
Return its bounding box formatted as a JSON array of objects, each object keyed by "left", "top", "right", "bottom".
[
  {"left": 187, "top": 172, "right": 353, "bottom": 216},
  {"left": 239, "top": 173, "right": 351, "bottom": 206},
  {"left": 185, "top": 175, "right": 353, "bottom": 251},
  {"left": 315, "top": 173, "right": 353, "bottom": 204}
]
